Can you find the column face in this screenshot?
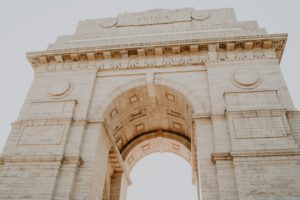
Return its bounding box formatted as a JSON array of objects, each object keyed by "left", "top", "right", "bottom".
[
  {"left": 206, "top": 61, "right": 300, "bottom": 199},
  {"left": 195, "top": 118, "right": 220, "bottom": 200},
  {"left": 110, "top": 172, "right": 128, "bottom": 200},
  {"left": 71, "top": 124, "right": 111, "bottom": 200},
  {"left": 0, "top": 70, "right": 98, "bottom": 199},
  {"left": 215, "top": 161, "right": 238, "bottom": 200},
  {"left": 234, "top": 156, "right": 300, "bottom": 200},
  {"left": 1, "top": 7, "right": 300, "bottom": 200},
  {"left": 0, "top": 161, "right": 61, "bottom": 200}
]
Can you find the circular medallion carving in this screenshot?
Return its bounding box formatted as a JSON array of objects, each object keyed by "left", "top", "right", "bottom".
[
  {"left": 191, "top": 12, "right": 209, "bottom": 21},
  {"left": 231, "top": 69, "right": 260, "bottom": 89},
  {"left": 48, "top": 80, "right": 72, "bottom": 98},
  {"left": 99, "top": 18, "right": 117, "bottom": 28}
]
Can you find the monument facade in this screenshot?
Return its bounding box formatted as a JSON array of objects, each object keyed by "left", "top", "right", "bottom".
[{"left": 1, "top": 8, "right": 300, "bottom": 200}]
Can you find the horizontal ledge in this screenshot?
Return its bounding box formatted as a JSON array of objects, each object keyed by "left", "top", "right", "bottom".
[
  {"left": 223, "top": 89, "right": 278, "bottom": 96},
  {"left": 191, "top": 113, "right": 212, "bottom": 119},
  {"left": 0, "top": 155, "right": 84, "bottom": 167},
  {"left": 211, "top": 149, "right": 300, "bottom": 164},
  {"left": 27, "top": 34, "right": 287, "bottom": 56},
  {"left": 26, "top": 34, "right": 287, "bottom": 69}
]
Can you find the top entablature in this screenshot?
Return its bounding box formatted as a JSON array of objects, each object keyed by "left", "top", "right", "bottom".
[
  {"left": 47, "top": 8, "right": 267, "bottom": 50},
  {"left": 27, "top": 8, "right": 287, "bottom": 68}
]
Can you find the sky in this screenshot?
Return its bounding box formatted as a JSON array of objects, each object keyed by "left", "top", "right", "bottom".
[{"left": 0, "top": 0, "right": 300, "bottom": 199}]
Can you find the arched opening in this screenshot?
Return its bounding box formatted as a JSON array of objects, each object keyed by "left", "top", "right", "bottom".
[
  {"left": 101, "top": 84, "right": 200, "bottom": 200},
  {"left": 127, "top": 152, "right": 197, "bottom": 200}
]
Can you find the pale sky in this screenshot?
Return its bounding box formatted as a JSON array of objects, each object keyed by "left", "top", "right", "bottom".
[{"left": 0, "top": 1, "right": 300, "bottom": 200}]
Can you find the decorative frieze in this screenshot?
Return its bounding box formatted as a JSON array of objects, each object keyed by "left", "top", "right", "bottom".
[
  {"left": 27, "top": 35, "right": 287, "bottom": 73},
  {"left": 33, "top": 47, "right": 279, "bottom": 73}
]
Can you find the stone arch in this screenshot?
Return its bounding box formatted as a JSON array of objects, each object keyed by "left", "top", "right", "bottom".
[
  {"left": 122, "top": 130, "right": 192, "bottom": 173},
  {"left": 101, "top": 83, "right": 199, "bottom": 200},
  {"left": 103, "top": 84, "right": 194, "bottom": 145}
]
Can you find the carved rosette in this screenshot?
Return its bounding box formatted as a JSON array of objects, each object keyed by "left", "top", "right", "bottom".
[
  {"left": 231, "top": 69, "right": 261, "bottom": 89},
  {"left": 48, "top": 80, "right": 73, "bottom": 99}
]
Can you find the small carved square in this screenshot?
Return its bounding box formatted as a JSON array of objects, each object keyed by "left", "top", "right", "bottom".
[
  {"left": 255, "top": 41, "right": 261, "bottom": 46},
  {"left": 135, "top": 123, "right": 145, "bottom": 132},
  {"left": 181, "top": 45, "right": 189, "bottom": 52},
  {"left": 110, "top": 108, "right": 118, "bottom": 119},
  {"left": 172, "top": 143, "right": 179, "bottom": 151},
  {"left": 116, "top": 138, "right": 123, "bottom": 148},
  {"left": 130, "top": 109, "right": 146, "bottom": 121},
  {"left": 79, "top": 54, "right": 87, "bottom": 60},
  {"left": 200, "top": 45, "right": 207, "bottom": 50},
  {"left": 166, "top": 93, "right": 175, "bottom": 101},
  {"left": 128, "top": 155, "right": 134, "bottom": 165},
  {"left": 142, "top": 144, "right": 150, "bottom": 152},
  {"left": 113, "top": 125, "right": 122, "bottom": 136},
  {"left": 146, "top": 48, "right": 154, "bottom": 55},
  {"left": 128, "top": 49, "right": 137, "bottom": 56},
  {"left": 112, "top": 50, "right": 121, "bottom": 57},
  {"left": 129, "top": 95, "right": 139, "bottom": 103},
  {"left": 163, "top": 46, "right": 172, "bottom": 54},
  {"left": 48, "top": 56, "right": 55, "bottom": 61},
  {"left": 236, "top": 43, "right": 242, "bottom": 48},
  {"left": 173, "top": 121, "right": 182, "bottom": 131}
]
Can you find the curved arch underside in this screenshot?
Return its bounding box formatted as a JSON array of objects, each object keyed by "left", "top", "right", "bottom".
[
  {"left": 103, "top": 84, "right": 194, "bottom": 172},
  {"left": 122, "top": 130, "right": 191, "bottom": 172}
]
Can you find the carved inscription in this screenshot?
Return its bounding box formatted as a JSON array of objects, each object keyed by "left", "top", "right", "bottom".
[{"left": 117, "top": 8, "right": 192, "bottom": 26}]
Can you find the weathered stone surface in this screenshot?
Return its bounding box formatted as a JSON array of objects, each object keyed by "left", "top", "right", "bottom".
[{"left": 1, "top": 7, "right": 300, "bottom": 200}]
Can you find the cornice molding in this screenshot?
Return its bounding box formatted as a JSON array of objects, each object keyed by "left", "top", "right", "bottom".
[{"left": 27, "top": 34, "right": 287, "bottom": 72}]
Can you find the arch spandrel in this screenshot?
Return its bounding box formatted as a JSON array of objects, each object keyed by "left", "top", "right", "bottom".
[{"left": 95, "top": 77, "right": 207, "bottom": 120}]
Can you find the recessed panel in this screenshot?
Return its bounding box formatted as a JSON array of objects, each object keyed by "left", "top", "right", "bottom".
[{"left": 19, "top": 125, "right": 65, "bottom": 145}]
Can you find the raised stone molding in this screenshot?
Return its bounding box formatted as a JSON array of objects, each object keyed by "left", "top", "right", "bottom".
[
  {"left": 212, "top": 149, "right": 300, "bottom": 164},
  {"left": 11, "top": 118, "right": 73, "bottom": 128},
  {"left": 0, "top": 155, "right": 84, "bottom": 166},
  {"left": 1, "top": 155, "right": 63, "bottom": 163},
  {"left": 62, "top": 156, "right": 84, "bottom": 167},
  {"left": 211, "top": 153, "right": 232, "bottom": 164},
  {"left": 32, "top": 49, "right": 276, "bottom": 73},
  {"left": 27, "top": 34, "right": 287, "bottom": 72},
  {"left": 2, "top": 8, "right": 300, "bottom": 200},
  {"left": 230, "top": 149, "right": 300, "bottom": 158}
]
